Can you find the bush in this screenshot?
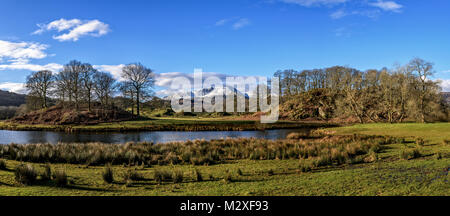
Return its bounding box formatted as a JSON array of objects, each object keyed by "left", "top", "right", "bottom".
[
  {"left": 102, "top": 165, "right": 114, "bottom": 184},
  {"left": 287, "top": 132, "right": 309, "bottom": 140},
  {"left": 194, "top": 169, "right": 203, "bottom": 182},
  {"left": 154, "top": 169, "right": 172, "bottom": 184},
  {"left": 15, "top": 164, "right": 37, "bottom": 185},
  {"left": 172, "top": 169, "right": 184, "bottom": 183},
  {"left": 415, "top": 137, "right": 425, "bottom": 146},
  {"left": 41, "top": 164, "right": 52, "bottom": 181},
  {"left": 299, "top": 160, "right": 313, "bottom": 172},
  {"left": 224, "top": 172, "right": 233, "bottom": 183},
  {"left": 0, "top": 159, "right": 6, "bottom": 170},
  {"left": 400, "top": 148, "right": 421, "bottom": 160},
  {"left": 123, "top": 168, "right": 144, "bottom": 181},
  {"left": 236, "top": 168, "right": 243, "bottom": 176},
  {"left": 54, "top": 170, "right": 68, "bottom": 187}
]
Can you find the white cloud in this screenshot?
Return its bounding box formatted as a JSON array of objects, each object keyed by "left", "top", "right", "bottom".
[
  {"left": 232, "top": 18, "right": 251, "bottom": 30},
  {"left": 280, "top": 0, "right": 348, "bottom": 7},
  {"left": 0, "top": 82, "right": 27, "bottom": 94},
  {"left": 215, "top": 19, "right": 229, "bottom": 26},
  {"left": 0, "top": 63, "right": 62, "bottom": 72},
  {"left": 369, "top": 1, "right": 403, "bottom": 12},
  {"left": 94, "top": 64, "right": 126, "bottom": 81},
  {"left": 0, "top": 40, "right": 60, "bottom": 72},
  {"left": 0, "top": 40, "right": 48, "bottom": 63},
  {"left": 330, "top": 9, "right": 348, "bottom": 19},
  {"left": 33, "top": 19, "right": 110, "bottom": 42},
  {"left": 33, "top": 18, "right": 83, "bottom": 35},
  {"left": 438, "top": 79, "right": 450, "bottom": 92}
]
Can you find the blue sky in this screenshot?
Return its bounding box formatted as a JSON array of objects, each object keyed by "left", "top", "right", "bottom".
[{"left": 1, "top": 0, "right": 449, "bottom": 94}]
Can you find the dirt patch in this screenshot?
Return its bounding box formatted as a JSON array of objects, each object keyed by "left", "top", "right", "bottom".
[{"left": 9, "top": 103, "right": 140, "bottom": 125}]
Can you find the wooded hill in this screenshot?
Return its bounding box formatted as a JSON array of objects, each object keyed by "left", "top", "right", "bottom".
[{"left": 0, "top": 90, "right": 26, "bottom": 106}]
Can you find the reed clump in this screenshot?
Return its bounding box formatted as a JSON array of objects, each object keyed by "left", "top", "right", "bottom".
[
  {"left": 41, "top": 164, "right": 52, "bottom": 181},
  {"left": 400, "top": 148, "right": 421, "bottom": 160},
  {"left": 54, "top": 169, "right": 68, "bottom": 187},
  {"left": 102, "top": 164, "right": 114, "bottom": 184},
  {"left": 0, "top": 135, "right": 395, "bottom": 168},
  {"left": 0, "top": 159, "right": 6, "bottom": 170},
  {"left": 15, "top": 164, "right": 37, "bottom": 185}
]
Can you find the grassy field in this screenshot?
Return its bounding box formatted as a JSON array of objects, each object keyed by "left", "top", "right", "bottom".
[
  {"left": 0, "top": 117, "right": 329, "bottom": 132},
  {"left": 0, "top": 123, "right": 448, "bottom": 196}
]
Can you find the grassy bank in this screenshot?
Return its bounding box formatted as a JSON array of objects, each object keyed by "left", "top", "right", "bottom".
[
  {"left": 0, "top": 118, "right": 332, "bottom": 132},
  {"left": 0, "top": 123, "right": 448, "bottom": 196}
]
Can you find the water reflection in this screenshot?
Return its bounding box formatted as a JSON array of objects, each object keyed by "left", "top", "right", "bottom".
[{"left": 0, "top": 129, "right": 306, "bottom": 145}]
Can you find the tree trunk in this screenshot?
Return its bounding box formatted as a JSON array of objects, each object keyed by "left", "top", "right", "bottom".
[{"left": 136, "top": 90, "right": 140, "bottom": 116}]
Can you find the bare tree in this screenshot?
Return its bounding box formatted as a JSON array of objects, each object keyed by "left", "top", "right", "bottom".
[
  {"left": 26, "top": 70, "right": 54, "bottom": 108},
  {"left": 93, "top": 72, "right": 116, "bottom": 108},
  {"left": 121, "top": 63, "right": 154, "bottom": 116},
  {"left": 57, "top": 60, "right": 97, "bottom": 111},
  {"left": 407, "top": 58, "right": 435, "bottom": 123},
  {"left": 80, "top": 64, "right": 97, "bottom": 111}
]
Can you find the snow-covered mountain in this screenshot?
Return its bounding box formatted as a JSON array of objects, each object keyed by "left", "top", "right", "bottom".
[{"left": 162, "top": 85, "right": 250, "bottom": 101}]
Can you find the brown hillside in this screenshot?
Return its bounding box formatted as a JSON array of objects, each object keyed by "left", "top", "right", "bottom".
[{"left": 9, "top": 104, "right": 139, "bottom": 125}]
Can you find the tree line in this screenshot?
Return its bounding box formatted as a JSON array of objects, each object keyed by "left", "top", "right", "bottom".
[
  {"left": 276, "top": 58, "right": 448, "bottom": 123},
  {"left": 26, "top": 60, "right": 154, "bottom": 116}
]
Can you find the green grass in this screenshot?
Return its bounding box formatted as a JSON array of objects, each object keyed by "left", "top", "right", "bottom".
[{"left": 0, "top": 123, "right": 449, "bottom": 196}]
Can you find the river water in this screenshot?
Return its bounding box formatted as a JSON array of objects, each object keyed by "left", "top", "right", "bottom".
[{"left": 0, "top": 129, "right": 306, "bottom": 144}]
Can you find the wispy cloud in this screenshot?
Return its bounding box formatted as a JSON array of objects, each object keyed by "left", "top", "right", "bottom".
[
  {"left": 280, "top": 0, "right": 348, "bottom": 7},
  {"left": 330, "top": 9, "right": 348, "bottom": 19},
  {"left": 33, "top": 18, "right": 110, "bottom": 42},
  {"left": 215, "top": 17, "right": 251, "bottom": 30},
  {"left": 215, "top": 19, "right": 230, "bottom": 26},
  {"left": 369, "top": 1, "right": 403, "bottom": 12},
  {"left": 0, "top": 40, "right": 48, "bottom": 63},
  {"left": 0, "top": 82, "right": 27, "bottom": 94},
  {"left": 0, "top": 63, "right": 62, "bottom": 72},
  {"left": 232, "top": 18, "right": 251, "bottom": 30}
]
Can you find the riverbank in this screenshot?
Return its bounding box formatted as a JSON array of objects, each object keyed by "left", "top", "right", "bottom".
[
  {"left": 0, "top": 117, "right": 335, "bottom": 132},
  {"left": 0, "top": 123, "right": 448, "bottom": 196}
]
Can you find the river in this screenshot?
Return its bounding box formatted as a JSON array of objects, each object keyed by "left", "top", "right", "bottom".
[{"left": 0, "top": 129, "right": 307, "bottom": 144}]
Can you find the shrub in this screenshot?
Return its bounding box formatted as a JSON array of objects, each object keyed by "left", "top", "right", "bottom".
[
  {"left": 415, "top": 137, "right": 425, "bottom": 146},
  {"left": 224, "top": 172, "right": 233, "bottom": 183},
  {"left": 364, "top": 151, "right": 378, "bottom": 163},
  {"left": 236, "top": 168, "right": 243, "bottom": 176},
  {"left": 123, "top": 168, "right": 144, "bottom": 181},
  {"left": 0, "top": 159, "right": 6, "bottom": 170},
  {"left": 154, "top": 169, "right": 172, "bottom": 184},
  {"left": 400, "top": 148, "right": 421, "bottom": 160},
  {"left": 41, "top": 164, "right": 52, "bottom": 181},
  {"left": 15, "top": 164, "right": 37, "bottom": 185},
  {"left": 299, "top": 164, "right": 312, "bottom": 173},
  {"left": 102, "top": 164, "right": 114, "bottom": 184},
  {"left": 194, "top": 169, "right": 203, "bottom": 182},
  {"left": 54, "top": 170, "right": 68, "bottom": 187},
  {"left": 172, "top": 169, "right": 184, "bottom": 183},
  {"left": 287, "top": 132, "right": 309, "bottom": 140}
]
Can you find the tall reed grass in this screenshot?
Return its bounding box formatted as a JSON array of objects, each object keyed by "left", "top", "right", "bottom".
[{"left": 0, "top": 135, "right": 399, "bottom": 168}]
